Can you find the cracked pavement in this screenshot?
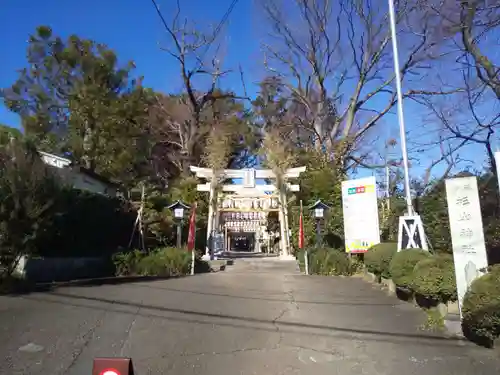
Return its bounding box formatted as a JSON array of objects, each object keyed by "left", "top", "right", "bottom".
[{"left": 1, "top": 257, "right": 499, "bottom": 375}]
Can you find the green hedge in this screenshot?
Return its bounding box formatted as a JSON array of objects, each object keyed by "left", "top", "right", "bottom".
[
  {"left": 364, "top": 242, "right": 397, "bottom": 279},
  {"left": 411, "top": 254, "right": 457, "bottom": 303},
  {"left": 138, "top": 247, "right": 191, "bottom": 276},
  {"left": 389, "top": 248, "right": 431, "bottom": 288},
  {"left": 299, "top": 247, "right": 354, "bottom": 276},
  {"left": 462, "top": 265, "right": 500, "bottom": 347},
  {"left": 36, "top": 189, "right": 137, "bottom": 257},
  {"left": 113, "top": 247, "right": 208, "bottom": 277},
  {"left": 113, "top": 250, "right": 144, "bottom": 276}
]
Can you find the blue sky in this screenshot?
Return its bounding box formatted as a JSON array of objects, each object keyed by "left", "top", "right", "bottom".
[
  {"left": 0, "top": 0, "right": 262, "bottom": 127},
  {"left": 0, "top": 0, "right": 493, "bottom": 181}
]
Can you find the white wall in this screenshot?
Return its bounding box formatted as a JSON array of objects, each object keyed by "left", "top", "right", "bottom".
[
  {"left": 71, "top": 172, "right": 117, "bottom": 197},
  {"left": 39, "top": 152, "right": 117, "bottom": 197}
]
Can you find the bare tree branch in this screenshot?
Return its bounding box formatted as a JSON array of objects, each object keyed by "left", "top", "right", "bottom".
[
  {"left": 258, "top": 0, "right": 448, "bottom": 172},
  {"left": 149, "top": 1, "right": 253, "bottom": 178}
]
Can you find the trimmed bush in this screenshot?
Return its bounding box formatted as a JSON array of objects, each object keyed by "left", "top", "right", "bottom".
[
  {"left": 308, "top": 247, "right": 353, "bottom": 276},
  {"left": 113, "top": 247, "right": 212, "bottom": 277},
  {"left": 411, "top": 254, "right": 457, "bottom": 303},
  {"left": 23, "top": 257, "right": 115, "bottom": 283},
  {"left": 298, "top": 247, "right": 361, "bottom": 276},
  {"left": 139, "top": 247, "right": 191, "bottom": 276},
  {"left": 462, "top": 264, "right": 500, "bottom": 347},
  {"left": 349, "top": 256, "right": 365, "bottom": 275},
  {"left": 296, "top": 247, "right": 315, "bottom": 273},
  {"left": 36, "top": 189, "right": 137, "bottom": 258},
  {"left": 113, "top": 250, "right": 144, "bottom": 276},
  {"left": 364, "top": 242, "right": 397, "bottom": 279},
  {"left": 113, "top": 247, "right": 191, "bottom": 276},
  {"left": 389, "top": 248, "right": 431, "bottom": 288}
]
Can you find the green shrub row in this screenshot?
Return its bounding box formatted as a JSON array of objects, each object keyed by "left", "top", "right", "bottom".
[
  {"left": 297, "top": 247, "right": 361, "bottom": 276},
  {"left": 112, "top": 247, "right": 210, "bottom": 277},
  {"left": 364, "top": 242, "right": 398, "bottom": 279},
  {"left": 461, "top": 264, "right": 500, "bottom": 348},
  {"left": 366, "top": 243, "right": 499, "bottom": 347},
  {"left": 390, "top": 248, "right": 432, "bottom": 290},
  {"left": 411, "top": 254, "right": 457, "bottom": 303},
  {"left": 365, "top": 244, "right": 456, "bottom": 302},
  {"left": 35, "top": 189, "right": 137, "bottom": 257}
]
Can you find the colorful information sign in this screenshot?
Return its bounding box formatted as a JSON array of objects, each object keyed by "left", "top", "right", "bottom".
[{"left": 341, "top": 176, "right": 380, "bottom": 253}]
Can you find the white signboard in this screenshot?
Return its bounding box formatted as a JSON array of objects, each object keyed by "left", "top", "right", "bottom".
[
  {"left": 341, "top": 176, "right": 380, "bottom": 253},
  {"left": 445, "top": 176, "right": 489, "bottom": 317}
]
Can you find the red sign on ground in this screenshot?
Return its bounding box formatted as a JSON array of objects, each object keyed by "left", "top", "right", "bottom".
[{"left": 92, "top": 358, "right": 135, "bottom": 375}]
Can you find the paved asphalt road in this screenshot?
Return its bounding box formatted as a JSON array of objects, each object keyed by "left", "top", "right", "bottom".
[{"left": 1, "top": 256, "right": 499, "bottom": 375}]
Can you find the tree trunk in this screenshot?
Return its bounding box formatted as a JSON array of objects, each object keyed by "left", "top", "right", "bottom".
[{"left": 83, "top": 123, "right": 96, "bottom": 171}]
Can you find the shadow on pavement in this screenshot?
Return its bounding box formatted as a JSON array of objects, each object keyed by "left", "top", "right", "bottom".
[
  {"left": 0, "top": 275, "right": 180, "bottom": 297},
  {"left": 24, "top": 290, "right": 468, "bottom": 349},
  {"left": 127, "top": 284, "right": 401, "bottom": 306},
  {"left": 2, "top": 256, "right": 224, "bottom": 297}
]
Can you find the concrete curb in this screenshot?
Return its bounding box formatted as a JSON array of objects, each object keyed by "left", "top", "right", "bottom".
[
  {"left": 444, "top": 313, "right": 464, "bottom": 338},
  {"left": 210, "top": 264, "right": 227, "bottom": 273},
  {"left": 357, "top": 273, "right": 466, "bottom": 339},
  {"left": 444, "top": 320, "right": 464, "bottom": 338},
  {"left": 209, "top": 260, "right": 229, "bottom": 273}
]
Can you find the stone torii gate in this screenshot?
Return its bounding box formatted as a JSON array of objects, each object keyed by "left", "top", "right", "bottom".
[{"left": 190, "top": 166, "right": 306, "bottom": 259}]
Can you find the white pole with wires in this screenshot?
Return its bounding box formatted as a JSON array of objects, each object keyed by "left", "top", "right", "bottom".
[
  {"left": 387, "top": 0, "right": 413, "bottom": 216},
  {"left": 388, "top": 0, "right": 428, "bottom": 251}
]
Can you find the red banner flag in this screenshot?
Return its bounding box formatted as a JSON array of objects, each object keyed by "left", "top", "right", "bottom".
[
  {"left": 187, "top": 202, "right": 197, "bottom": 251},
  {"left": 298, "top": 202, "right": 305, "bottom": 249}
]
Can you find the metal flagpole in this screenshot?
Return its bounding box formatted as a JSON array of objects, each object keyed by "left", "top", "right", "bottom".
[
  {"left": 387, "top": 0, "right": 413, "bottom": 216},
  {"left": 187, "top": 202, "right": 197, "bottom": 275},
  {"left": 191, "top": 248, "right": 195, "bottom": 276},
  {"left": 388, "top": 0, "right": 428, "bottom": 251},
  {"left": 300, "top": 200, "right": 309, "bottom": 275}
]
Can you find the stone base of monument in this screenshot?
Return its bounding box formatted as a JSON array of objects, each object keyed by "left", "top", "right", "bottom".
[{"left": 444, "top": 314, "right": 464, "bottom": 338}]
